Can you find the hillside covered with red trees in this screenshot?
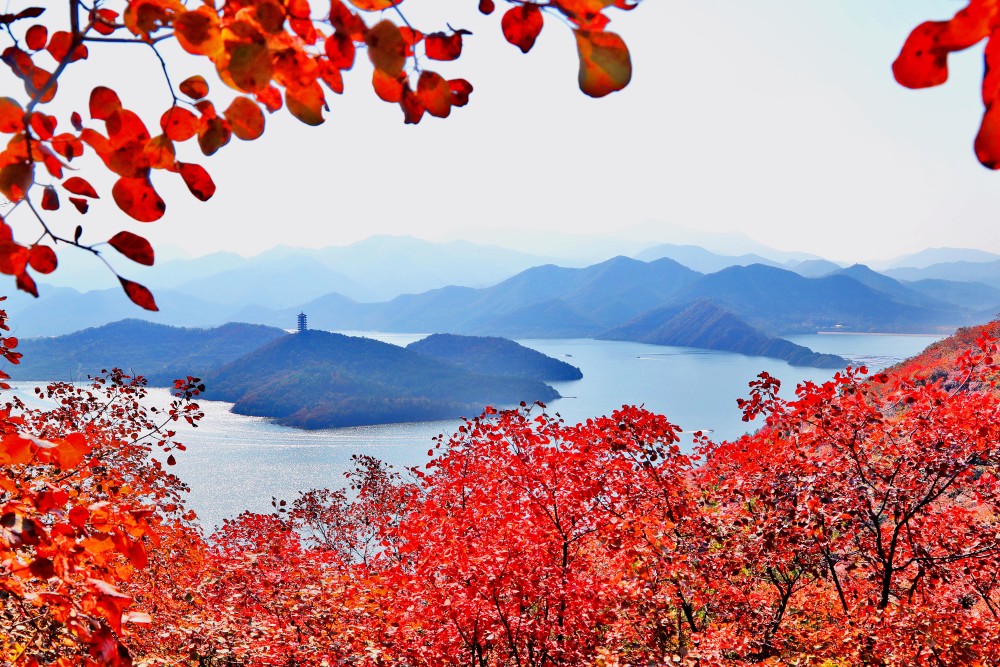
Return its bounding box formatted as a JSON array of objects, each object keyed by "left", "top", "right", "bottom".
[{"left": 4, "top": 298, "right": 1000, "bottom": 666}]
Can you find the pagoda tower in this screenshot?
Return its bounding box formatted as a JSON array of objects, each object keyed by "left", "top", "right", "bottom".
[{"left": 297, "top": 312, "right": 307, "bottom": 333}]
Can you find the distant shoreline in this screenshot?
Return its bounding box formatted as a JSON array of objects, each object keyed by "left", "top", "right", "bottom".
[{"left": 815, "top": 331, "right": 945, "bottom": 338}]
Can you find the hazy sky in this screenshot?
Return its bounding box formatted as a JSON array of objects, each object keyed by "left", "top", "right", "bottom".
[{"left": 5, "top": 0, "right": 1000, "bottom": 263}]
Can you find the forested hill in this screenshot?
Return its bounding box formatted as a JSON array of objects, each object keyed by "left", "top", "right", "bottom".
[
  {"left": 206, "top": 330, "right": 562, "bottom": 429},
  {"left": 12, "top": 320, "right": 287, "bottom": 385},
  {"left": 407, "top": 334, "right": 583, "bottom": 381},
  {"left": 601, "top": 301, "right": 849, "bottom": 369},
  {"left": 883, "top": 319, "right": 1000, "bottom": 389}
]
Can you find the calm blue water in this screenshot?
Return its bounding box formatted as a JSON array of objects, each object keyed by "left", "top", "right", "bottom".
[{"left": 9, "top": 333, "right": 942, "bottom": 529}]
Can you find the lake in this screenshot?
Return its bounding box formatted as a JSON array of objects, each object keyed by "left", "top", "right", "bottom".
[{"left": 9, "top": 332, "right": 942, "bottom": 530}]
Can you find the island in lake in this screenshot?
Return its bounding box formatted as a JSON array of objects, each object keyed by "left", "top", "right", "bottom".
[{"left": 12, "top": 320, "right": 581, "bottom": 429}]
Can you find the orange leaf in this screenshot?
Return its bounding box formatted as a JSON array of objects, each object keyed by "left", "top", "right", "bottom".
[
  {"left": 225, "top": 97, "right": 265, "bottom": 140},
  {"left": 319, "top": 60, "right": 345, "bottom": 94},
  {"left": 118, "top": 277, "right": 158, "bottom": 311},
  {"left": 62, "top": 176, "right": 99, "bottom": 198},
  {"left": 179, "top": 75, "right": 209, "bottom": 100},
  {"left": 286, "top": 81, "right": 326, "bottom": 125},
  {"left": 574, "top": 30, "right": 631, "bottom": 98},
  {"left": 160, "top": 106, "right": 199, "bottom": 141},
  {"left": 108, "top": 231, "right": 155, "bottom": 266},
  {"left": 174, "top": 7, "right": 223, "bottom": 57},
  {"left": 366, "top": 20, "right": 406, "bottom": 76},
  {"left": 28, "top": 244, "right": 56, "bottom": 274},
  {"left": 502, "top": 4, "right": 543, "bottom": 54},
  {"left": 177, "top": 162, "right": 216, "bottom": 201},
  {"left": 145, "top": 134, "right": 176, "bottom": 170},
  {"left": 347, "top": 0, "right": 399, "bottom": 10},
  {"left": 0, "top": 434, "right": 33, "bottom": 464},
  {"left": 51, "top": 432, "right": 90, "bottom": 468},
  {"left": 417, "top": 71, "right": 451, "bottom": 118},
  {"left": 0, "top": 98, "right": 25, "bottom": 133},
  {"left": 373, "top": 69, "right": 404, "bottom": 103},
  {"left": 112, "top": 175, "right": 165, "bottom": 222},
  {"left": 40, "top": 185, "right": 58, "bottom": 210}
]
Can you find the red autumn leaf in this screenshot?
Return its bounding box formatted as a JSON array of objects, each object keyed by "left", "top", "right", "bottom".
[
  {"left": 225, "top": 97, "right": 265, "bottom": 140},
  {"left": 324, "top": 32, "right": 356, "bottom": 70},
  {"left": 118, "top": 276, "right": 158, "bottom": 311},
  {"left": 28, "top": 244, "right": 56, "bottom": 273},
  {"left": 0, "top": 160, "right": 32, "bottom": 202},
  {"left": 62, "top": 176, "right": 99, "bottom": 198},
  {"left": 46, "top": 30, "right": 86, "bottom": 62},
  {"left": 167, "top": 454, "right": 176, "bottom": 466},
  {"left": 160, "top": 106, "right": 199, "bottom": 142},
  {"left": 256, "top": 85, "right": 283, "bottom": 112},
  {"left": 400, "top": 86, "right": 424, "bottom": 124},
  {"left": 112, "top": 175, "right": 165, "bottom": 222},
  {"left": 40, "top": 185, "right": 58, "bottom": 210},
  {"left": 574, "top": 30, "right": 632, "bottom": 98},
  {"left": 0, "top": 97, "right": 25, "bottom": 133},
  {"left": 417, "top": 71, "right": 451, "bottom": 118},
  {"left": 373, "top": 69, "right": 405, "bottom": 103},
  {"left": 108, "top": 231, "right": 155, "bottom": 266},
  {"left": 425, "top": 32, "right": 463, "bottom": 61},
  {"left": 29, "top": 112, "right": 55, "bottom": 140},
  {"left": 449, "top": 78, "right": 473, "bottom": 107},
  {"left": 68, "top": 196, "right": 89, "bottom": 214},
  {"left": 479, "top": 0, "right": 495, "bottom": 15},
  {"left": 16, "top": 271, "right": 37, "bottom": 297},
  {"left": 25, "top": 25, "right": 47, "bottom": 51},
  {"left": 90, "top": 7, "right": 118, "bottom": 35},
  {"left": 70, "top": 110, "right": 82, "bottom": 131},
  {"left": 177, "top": 162, "right": 216, "bottom": 201},
  {"left": 502, "top": 4, "right": 544, "bottom": 54},
  {"left": 89, "top": 86, "right": 122, "bottom": 121},
  {"left": 179, "top": 75, "right": 209, "bottom": 100}
]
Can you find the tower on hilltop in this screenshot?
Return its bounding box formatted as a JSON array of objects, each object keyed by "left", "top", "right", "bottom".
[{"left": 297, "top": 312, "right": 307, "bottom": 333}]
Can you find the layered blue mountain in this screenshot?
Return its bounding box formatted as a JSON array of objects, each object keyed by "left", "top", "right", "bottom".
[
  {"left": 669, "top": 264, "right": 964, "bottom": 334},
  {"left": 13, "top": 320, "right": 287, "bottom": 384},
  {"left": 206, "top": 330, "right": 562, "bottom": 428},
  {"left": 406, "top": 334, "right": 583, "bottom": 381},
  {"left": 600, "top": 301, "right": 848, "bottom": 369}
]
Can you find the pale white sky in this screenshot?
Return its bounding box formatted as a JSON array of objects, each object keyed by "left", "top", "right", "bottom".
[{"left": 4, "top": 0, "right": 1000, "bottom": 264}]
